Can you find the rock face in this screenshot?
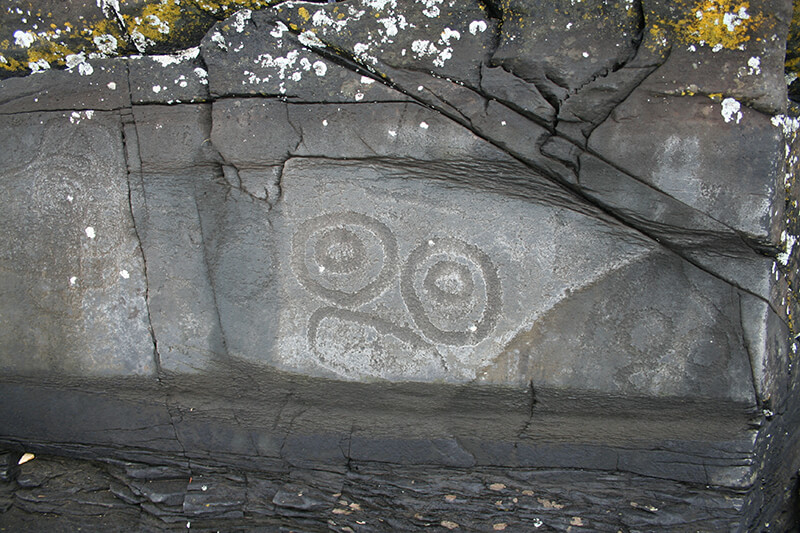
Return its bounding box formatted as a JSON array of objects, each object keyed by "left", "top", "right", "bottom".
[{"left": 1, "top": 0, "right": 799, "bottom": 530}]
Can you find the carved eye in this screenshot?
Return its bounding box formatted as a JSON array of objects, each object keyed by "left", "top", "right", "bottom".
[
  {"left": 401, "top": 237, "right": 501, "bottom": 346},
  {"left": 291, "top": 212, "right": 397, "bottom": 307}
]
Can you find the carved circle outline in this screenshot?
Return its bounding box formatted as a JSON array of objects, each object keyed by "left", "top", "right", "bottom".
[
  {"left": 292, "top": 211, "right": 398, "bottom": 307},
  {"left": 401, "top": 237, "right": 501, "bottom": 346},
  {"left": 313, "top": 227, "right": 367, "bottom": 275}
]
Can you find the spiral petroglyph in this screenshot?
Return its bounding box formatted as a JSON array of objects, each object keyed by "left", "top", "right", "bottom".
[
  {"left": 291, "top": 212, "right": 398, "bottom": 307},
  {"left": 401, "top": 237, "right": 501, "bottom": 345}
]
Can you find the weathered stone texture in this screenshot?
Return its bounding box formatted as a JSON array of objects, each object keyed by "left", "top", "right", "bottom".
[{"left": 0, "top": 0, "right": 799, "bottom": 530}]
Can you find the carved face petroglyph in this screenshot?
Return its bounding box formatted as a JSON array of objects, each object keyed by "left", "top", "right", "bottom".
[
  {"left": 270, "top": 158, "right": 657, "bottom": 383},
  {"left": 289, "top": 209, "right": 502, "bottom": 379}
]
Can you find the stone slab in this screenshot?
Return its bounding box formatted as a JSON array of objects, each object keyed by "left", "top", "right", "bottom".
[
  {"left": 268, "top": 157, "right": 659, "bottom": 387},
  {"left": 589, "top": 90, "right": 784, "bottom": 242},
  {"left": 0, "top": 58, "right": 129, "bottom": 113},
  {"left": 127, "top": 47, "right": 210, "bottom": 104},
  {"left": 0, "top": 110, "right": 154, "bottom": 376}
]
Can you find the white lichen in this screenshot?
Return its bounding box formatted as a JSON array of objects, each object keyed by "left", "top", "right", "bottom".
[
  {"left": 313, "top": 10, "right": 348, "bottom": 32},
  {"left": 722, "top": 7, "right": 750, "bottom": 33},
  {"left": 298, "top": 31, "right": 325, "bottom": 48},
  {"left": 14, "top": 30, "right": 35, "bottom": 48},
  {"left": 777, "top": 231, "right": 797, "bottom": 265},
  {"left": 64, "top": 52, "right": 94, "bottom": 75},
  {"left": 469, "top": 20, "right": 486, "bottom": 35},
  {"left": 312, "top": 60, "right": 327, "bottom": 76},
  {"left": 256, "top": 49, "right": 300, "bottom": 80},
  {"left": 93, "top": 34, "right": 118, "bottom": 55},
  {"left": 194, "top": 67, "right": 208, "bottom": 85},
  {"left": 433, "top": 47, "right": 452, "bottom": 67},
  {"left": 152, "top": 14, "right": 171, "bottom": 33},
  {"left": 150, "top": 47, "right": 200, "bottom": 67},
  {"left": 720, "top": 97, "right": 742, "bottom": 124},
  {"left": 747, "top": 56, "right": 761, "bottom": 75},
  {"left": 771, "top": 114, "right": 800, "bottom": 136},
  {"left": 270, "top": 21, "right": 289, "bottom": 38},
  {"left": 232, "top": 9, "right": 252, "bottom": 33},
  {"left": 96, "top": 0, "right": 121, "bottom": 17},
  {"left": 28, "top": 59, "right": 50, "bottom": 73},
  {"left": 416, "top": 0, "right": 443, "bottom": 18},
  {"left": 363, "top": 0, "right": 397, "bottom": 9},
  {"left": 440, "top": 27, "right": 461, "bottom": 46},
  {"left": 211, "top": 31, "right": 228, "bottom": 51},
  {"left": 411, "top": 39, "right": 436, "bottom": 57},
  {"left": 130, "top": 30, "right": 154, "bottom": 53}
]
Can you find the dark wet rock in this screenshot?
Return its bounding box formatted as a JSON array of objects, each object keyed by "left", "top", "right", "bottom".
[
  {"left": 588, "top": 89, "right": 784, "bottom": 242},
  {"left": 490, "top": 0, "right": 644, "bottom": 102},
  {"left": 638, "top": 0, "right": 793, "bottom": 115},
  {"left": 0, "top": 59, "right": 130, "bottom": 113},
  {"left": 128, "top": 48, "right": 210, "bottom": 104},
  {"left": 0, "top": 0, "right": 798, "bottom": 531},
  {"left": 202, "top": 9, "right": 411, "bottom": 102}
]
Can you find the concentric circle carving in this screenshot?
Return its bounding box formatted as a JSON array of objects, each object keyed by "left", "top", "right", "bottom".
[
  {"left": 401, "top": 237, "right": 501, "bottom": 345},
  {"left": 292, "top": 212, "right": 397, "bottom": 307}
]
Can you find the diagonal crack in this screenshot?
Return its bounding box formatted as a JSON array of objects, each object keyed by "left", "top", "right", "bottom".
[{"left": 274, "top": 23, "right": 780, "bottom": 312}]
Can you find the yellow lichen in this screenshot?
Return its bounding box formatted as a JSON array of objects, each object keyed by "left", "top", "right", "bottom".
[
  {"left": 669, "top": 1, "right": 764, "bottom": 50},
  {"left": 25, "top": 50, "right": 59, "bottom": 70},
  {"left": 25, "top": 41, "right": 73, "bottom": 70},
  {"left": 123, "top": 1, "right": 183, "bottom": 43},
  {"left": 0, "top": 0, "right": 772, "bottom": 78},
  {"left": 0, "top": 54, "right": 23, "bottom": 72}
]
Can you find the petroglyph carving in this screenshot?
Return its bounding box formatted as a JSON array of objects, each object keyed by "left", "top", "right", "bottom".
[
  {"left": 292, "top": 212, "right": 502, "bottom": 355},
  {"left": 291, "top": 212, "right": 398, "bottom": 308},
  {"left": 401, "top": 237, "right": 501, "bottom": 345},
  {"left": 309, "top": 307, "right": 446, "bottom": 378}
]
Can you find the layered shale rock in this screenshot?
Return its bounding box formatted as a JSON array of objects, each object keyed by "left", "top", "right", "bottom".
[{"left": 1, "top": 0, "right": 799, "bottom": 530}]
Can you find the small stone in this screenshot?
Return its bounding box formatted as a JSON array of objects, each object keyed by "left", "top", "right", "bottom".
[{"left": 17, "top": 453, "right": 34, "bottom": 465}]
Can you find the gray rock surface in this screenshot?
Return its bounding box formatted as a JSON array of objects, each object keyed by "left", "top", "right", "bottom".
[
  {"left": 0, "top": 0, "right": 798, "bottom": 530},
  {"left": 0, "top": 110, "right": 154, "bottom": 376}
]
